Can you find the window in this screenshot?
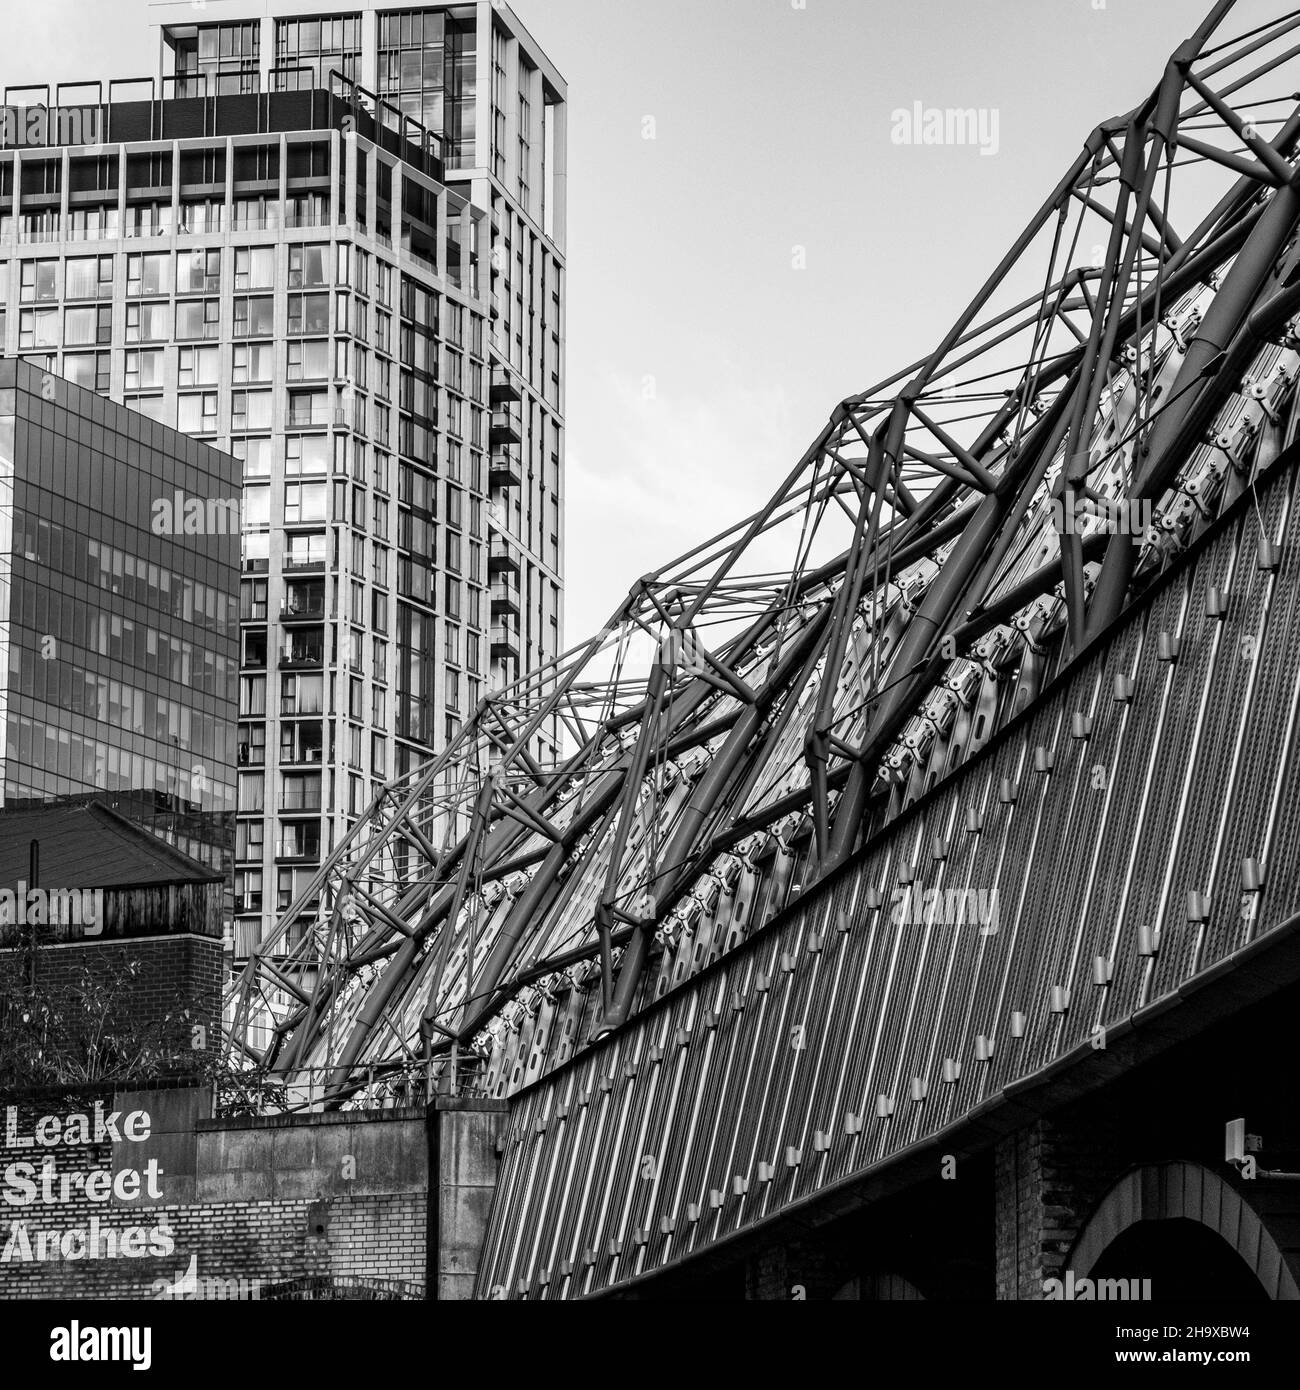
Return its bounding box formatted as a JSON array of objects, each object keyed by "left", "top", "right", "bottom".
[
  {"left": 287, "top": 339, "right": 330, "bottom": 381},
  {"left": 284, "top": 482, "right": 327, "bottom": 525},
  {"left": 232, "top": 196, "right": 280, "bottom": 231},
  {"left": 239, "top": 674, "right": 267, "bottom": 716},
  {"left": 127, "top": 252, "right": 172, "bottom": 297},
  {"left": 288, "top": 243, "right": 329, "bottom": 288},
  {"left": 65, "top": 256, "right": 113, "bottom": 300},
  {"left": 288, "top": 388, "right": 328, "bottom": 428},
  {"left": 64, "top": 306, "right": 111, "bottom": 347},
  {"left": 233, "top": 342, "right": 274, "bottom": 384},
  {"left": 285, "top": 435, "right": 329, "bottom": 476},
  {"left": 176, "top": 299, "right": 221, "bottom": 340},
  {"left": 125, "top": 349, "right": 165, "bottom": 391},
  {"left": 234, "top": 438, "right": 273, "bottom": 479},
  {"left": 178, "top": 392, "right": 219, "bottom": 434},
  {"left": 242, "top": 484, "right": 271, "bottom": 529},
  {"left": 66, "top": 205, "right": 119, "bottom": 240},
  {"left": 280, "top": 773, "right": 322, "bottom": 812},
  {"left": 281, "top": 672, "right": 325, "bottom": 715},
  {"left": 179, "top": 199, "right": 223, "bottom": 235},
  {"left": 126, "top": 303, "right": 168, "bottom": 343},
  {"left": 288, "top": 293, "right": 329, "bottom": 335},
  {"left": 286, "top": 533, "right": 326, "bottom": 568},
  {"left": 18, "top": 308, "right": 57, "bottom": 349},
  {"left": 236, "top": 813, "right": 265, "bottom": 854},
  {"left": 20, "top": 261, "right": 58, "bottom": 303},
  {"left": 176, "top": 247, "right": 221, "bottom": 294},
  {"left": 63, "top": 351, "right": 110, "bottom": 393},
  {"left": 242, "top": 629, "right": 268, "bottom": 668},
  {"left": 238, "top": 773, "right": 265, "bottom": 816},
  {"left": 233, "top": 295, "right": 274, "bottom": 337},
  {"left": 241, "top": 578, "right": 269, "bottom": 621},
  {"left": 125, "top": 202, "right": 173, "bottom": 238},
  {"left": 231, "top": 390, "right": 273, "bottom": 432},
  {"left": 179, "top": 345, "right": 219, "bottom": 387},
  {"left": 125, "top": 394, "right": 166, "bottom": 423},
  {"left": 235, "top": 870, "right": 264, "bottom": 913},
  {"left": 234, "top": 246, "right": 275, "bottom": 290}
]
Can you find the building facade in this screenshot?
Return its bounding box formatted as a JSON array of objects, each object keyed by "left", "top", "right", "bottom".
[
  {"left": 0, "top": 358, "right": 238, "bottom": 878},
  {"left": 0, "top": 2, "right": 566, "bottom": 955}
]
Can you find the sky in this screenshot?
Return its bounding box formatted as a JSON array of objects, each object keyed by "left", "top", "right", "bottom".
[{"left": 2, "top": 0, "right": 1287, "bottom": 642}]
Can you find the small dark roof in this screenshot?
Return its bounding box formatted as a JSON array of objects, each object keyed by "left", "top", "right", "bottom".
[{"left": 0, "top": 802, "right": 221, "bottom": 888}]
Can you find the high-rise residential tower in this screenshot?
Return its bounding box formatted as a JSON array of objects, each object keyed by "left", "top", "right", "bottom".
[{"left": 0, "top": 2, "right": 566, "bottom": 955}]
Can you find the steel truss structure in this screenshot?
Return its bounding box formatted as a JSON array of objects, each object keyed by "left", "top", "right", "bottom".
[{"left": 226, "top": 1, "right": 1300, "bottom": 1108}]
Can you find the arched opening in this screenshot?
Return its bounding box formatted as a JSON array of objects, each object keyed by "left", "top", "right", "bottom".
[
  {"left": 1090, "top": 1219, "right": 1268, "bottom": 1302},
  {"left": 1066, "top": 1161, "right": 1299, "bottom": 1301}
]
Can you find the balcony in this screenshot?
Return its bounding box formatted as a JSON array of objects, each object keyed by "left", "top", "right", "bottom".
[
  {"left": 491, "top": 406, "right": 521, "bottom": 446},
  {"left": 287, "top": 400, "right": 332, "bottom": 429},
  {"left": 275, "top": 840, "right": 321, "bottom": 864},
  {"left": 283, "top": 540, "right": 327, "bottom": 573},
  {"left": 280, "top": 600, "right": 327, "bottom": 624},
  {"left": 488, "top": 536, "right": 520, "bottom": 576},
  {"left": 281, "top": 577, "right": 326, "bottom": 618},
  {"left": 490, "top": 365, "right": 521, "bottom": 405},
  {"left": 280, "top": 721, "right": 324, "bottom": 766},
  {"left": 279, "top": 634, "right": 325, "bottom": 669},
  {"left": 489, "top": 451, "right": 522, "bottom": 490},
  {"left": 491, "top": 623, "right": 521, "bottom": 664},
  {"left": 490, "top": 577, "right": 521, "bottom": 618}
]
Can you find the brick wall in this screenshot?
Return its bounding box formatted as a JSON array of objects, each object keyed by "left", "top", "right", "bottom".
[
  {"left": 0, "top": 1086, "right": 429, "bottom": 1300},
  {"left": 994, "top": 1106, "right": 1124, "bottom": 1300},
  {"left": 1, "top": 935, "right": 225, "bottom": 1070}
]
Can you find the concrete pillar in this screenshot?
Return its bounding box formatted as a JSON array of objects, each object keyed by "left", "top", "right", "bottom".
[{"left": 427, "top": 1097, "right": 508, "bottom": 1300}]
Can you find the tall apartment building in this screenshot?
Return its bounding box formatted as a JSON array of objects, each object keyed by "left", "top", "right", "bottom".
[{"left": 0, "top": 2, "right": 566, "bottom": 955}]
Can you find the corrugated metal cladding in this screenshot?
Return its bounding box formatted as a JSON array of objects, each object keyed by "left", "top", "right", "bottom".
[{"left": 479, "top": 459, "right": 1300, "bottom": 1299}]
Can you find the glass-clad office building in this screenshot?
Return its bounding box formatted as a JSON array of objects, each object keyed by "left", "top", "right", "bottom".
[{"left": 0, "top": 357, "right": 239, "bottom": 876}]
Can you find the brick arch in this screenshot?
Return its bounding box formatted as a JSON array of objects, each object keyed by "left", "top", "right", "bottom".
[{"left": 1068, "top": 1161, "right": 1300, "bottom": 1301}]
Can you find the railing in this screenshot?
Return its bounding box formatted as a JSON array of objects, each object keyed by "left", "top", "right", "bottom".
[
  {"left": 275, "top": 840, "right": 322, "bottom": 861},
  {"left": 211, "top": 1058, "right": 478, "bottom": 1118},
  {"left": 280, "top": 601, "right": 326, "bottom": 621}
]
